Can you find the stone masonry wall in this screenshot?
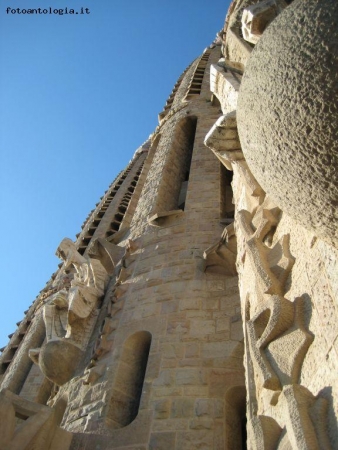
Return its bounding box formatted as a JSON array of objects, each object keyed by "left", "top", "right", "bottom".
[{"left": 62, "top": 44, "right": 246, "bottom": 449}]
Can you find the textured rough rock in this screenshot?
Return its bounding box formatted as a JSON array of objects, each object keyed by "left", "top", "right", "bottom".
[
  {"left": 241, "top": 0, "right": 287, "bottom": 45},
  {"left": 39, "top": 340, "right": 83, "bottom": 386},
  {"left": 0, "top": 389, "right": 72, "bottom": 449},
  {"left": 237, "top": 0, "right": 338, "bottom": 247}
]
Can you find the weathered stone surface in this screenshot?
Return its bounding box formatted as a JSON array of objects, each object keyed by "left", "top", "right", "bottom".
[
  {"left": 209, "top": 62, "right": 240, "bottom": 113},
  {"left": 238, "top": 0, "right": 338, "bottom": 247},
  {"left": 38, "top": 340, "right": 83, "bottom": 386},
  {"left": 176, "top": 430, "right": 213, "bottom": 450},
  {"left": 153, "top": 398, "right": 171, "bottom": 419},
  {"left": 241, "top": 0, "right": 287, "bottom": 45},
  {"left": 0, "top": 390, "right": 72, "bottom": 450},
  {"left": 1, "top": 2, "right": 338, "bottom": 449},
  {"left": 149, "top": 432, "right": 176, "bottom": 450},
  {"left": 171, "top": 398, "right": 195, "bottom": 418}
]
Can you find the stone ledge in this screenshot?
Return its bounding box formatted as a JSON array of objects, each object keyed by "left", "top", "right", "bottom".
[{"left": 148, "top": 210, "right": 184, "bottom": 227}]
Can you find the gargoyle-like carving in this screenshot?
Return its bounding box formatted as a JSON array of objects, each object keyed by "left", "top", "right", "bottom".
[
  {"left": 277, "top": 384, "right": 331, "bottom": 450},
  {"left": 29, "top": 238, "right": 109, "bottom": 386},
  {"left": 205, "top": 59, "right": 333, "bottom": 446},
  {"left": 267, "top": 298, "right": 314, "bottom": 388}
]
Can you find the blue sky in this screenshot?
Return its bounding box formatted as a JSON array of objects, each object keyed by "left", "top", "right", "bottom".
[{"left": 0, "top": 0, "right": 230, "bottom": 348}]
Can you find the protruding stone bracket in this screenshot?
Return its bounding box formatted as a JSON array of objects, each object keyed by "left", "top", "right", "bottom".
[
  {"left": 203, "top": 222, "right": 237, "bottom": 275},
  {"left": 209, "top": 61, "right": 241, "bottom": 112},
  {"left": 205, "top": 111, "right": 243, "bottom": 171},
  {"left": 148, "top": 209, "right": 184, "bottom": 227},
  {"left": 242, "top": 0, "right": 287, "bottom": 45},
  {"left": 87, "top": 238, "right": 125, "bottom": 275},
  {"left": 106, "top": 226, "right": 130, "bottom": 244},
  {"left": 206, "top": 112, "right": 265, "bottom": 202}
]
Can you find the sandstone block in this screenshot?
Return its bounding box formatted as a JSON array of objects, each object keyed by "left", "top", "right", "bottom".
[
  {"left": 153, "top": 399, "right": 171, "bottom": 419},
  {"left": 149, "top": 432, "right": 176, "bottom": 450},
  {"left": 185, "top": 343, "right": 200, "bottom": 358},
  {"left": 171, "top": 398, "right": 195, "bottom": 418},
  {"left": 189, "top": 417, "right": 214, "bottom": 430},
  {"left": 176, "top": 369, "right": 207, "bottom": 386},
  {"left": 202, "top": 341, "right": 237, "bottom": 359},
  {"left": 176, "top": 430, "right": 213, "bottom": 450}
]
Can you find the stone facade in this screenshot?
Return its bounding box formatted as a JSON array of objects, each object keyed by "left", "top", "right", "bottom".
[{"left": 1, "top": 1, "right": 338, "bottom": 449}]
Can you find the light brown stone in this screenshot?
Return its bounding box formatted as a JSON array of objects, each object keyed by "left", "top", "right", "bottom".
[{"left": 1, "top": 3, "right": 338, "bottom": 449}]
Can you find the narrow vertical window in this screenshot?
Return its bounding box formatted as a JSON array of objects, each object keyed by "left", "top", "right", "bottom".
[
  {"left": 108, "top": 331, "right": 151, "bottom": 428},
  {"left": 225, "top": 385, "right": 247, "bottom": 450},
  {"left": 155, "top": 116, "right": 197, "bottom": 214},
  {"left": 176, "top": 116, "right": 197, "bottom": 210},
  {"left": 220, "top": 164, "right": 234, "bottom": 224}
]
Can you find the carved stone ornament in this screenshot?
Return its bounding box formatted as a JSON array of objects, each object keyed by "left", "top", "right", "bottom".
[
  {"left": 206, "top": 106, "right": 333, "bottom": 447},
  {"left": 236, "top": 168, "right": 332, "bottom": 449},
  {"left": 0, "top": 389, "right": 72, "bottom": 450},
  {"left": 29, "top": 238, "right": 109, "bottom": 386},
  {"left": 203, "top": 222, "right": 237, "bottom": 276}
]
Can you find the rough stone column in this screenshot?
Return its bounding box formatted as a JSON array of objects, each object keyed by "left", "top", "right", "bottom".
[{"left": 1, "top": 311, "right": 45, "bottom": 394}]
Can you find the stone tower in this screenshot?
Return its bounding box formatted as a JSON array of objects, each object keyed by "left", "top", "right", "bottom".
[{"left": 1, "top": 1, "right": 338, "bottom": 449}]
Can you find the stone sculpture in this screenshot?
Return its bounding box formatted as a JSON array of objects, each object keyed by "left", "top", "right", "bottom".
[
  {"left": 1, "top": 1, "right": 337, "bottom": 447},
  {"left": 238, "top": 162, "right": 332, "bottom": 449},
  {"left": 206, "top": 103, "right": 333, "bottom": 448},
  {"left": 29, "top": 238, "right": 109, "bottom": 385},
  {"left": 55, "top": 238, "right": 108, "bottom": 323}
]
